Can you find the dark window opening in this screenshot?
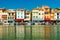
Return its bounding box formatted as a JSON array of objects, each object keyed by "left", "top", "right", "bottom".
[
  {"left": 57, "top": 13, "right": 59, "bottom": 15},
  {"left": 45, "top": 8, "right": 48, "bottom": 10},
  {"left": 9, "top": 13, "right": 10, "bottom": 16},
  {"left": 45, "top": 12, "right": 48, "bottom": 14},
  {"left": 39, "top": 13, "right": 40, "bottom": 15},
  {"left": 12, "top": 13, "right": 14, "bottom": 15},
  {"left": 26, "top": 13, "right": 29, "bottom": 15}
]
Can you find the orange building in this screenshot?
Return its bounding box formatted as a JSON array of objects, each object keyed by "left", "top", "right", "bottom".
[{"left": 42, "top": 6, "right": 51, "bottom": 21}]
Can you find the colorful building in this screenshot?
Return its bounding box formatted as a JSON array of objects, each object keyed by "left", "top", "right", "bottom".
[
  {"left": 53, "top": 9, "right": 60, "bottom": 21},
  {"left": 32, "top": 8, "right": 39, "bottom": 22},
  {"left": 38, "top": 8, "right": 44, "bottom": 22},
  {"left": 0, "top": 8, "right": 8, "bottom": 24},
  {"left": 32, "top": 7, "right": 44, "bottom": 22},
  {"left": 15, "top": 9, "right": 25, "bottom": 22},
  {"left": 51, "top": 9, "right": 54, "bottom": 21},
  {"left": 24, "top": 10, "right": 32, "bottom": 22},
  {"left": 42, "top": 6, "right": 51, "bottom": 21},
  {"left": 5, "top": 9, "right": 15, "bottom": 24},
  {"left": 2, "top": 12, "right": 8, "bottom": 23},
  {"left": 0, "top": 8, "right": 5, "bottom": 22},
  {"left": 0, "top": 6, "right": 60, "bottom": 24}
]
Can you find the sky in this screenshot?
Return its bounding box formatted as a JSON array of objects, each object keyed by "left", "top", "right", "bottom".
[{"left": 0, "top": 0, "right": 60, "bottom": 10}]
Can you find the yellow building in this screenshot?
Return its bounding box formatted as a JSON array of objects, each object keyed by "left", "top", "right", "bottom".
[
  {"left": 24, "top": 10, "right": 32, "bottom": 22},
  {"left": 32, "top": 8, "right": 39, "bottom": 22},
  {"left": 32, "top": 7, "right": 44, "bottom": 22}
]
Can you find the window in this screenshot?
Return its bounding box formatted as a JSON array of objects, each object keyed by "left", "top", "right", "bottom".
[
  {"left": 18, "top": 16, "right": 19, "bottom": 18},
  {"left": 45, "top": 12, "right": 48, "bottom": 14},
  {"left": 42, "top": 13, "right": 43, "bottom": 15},
  {"left": 25, "top": 16, "right": 29, "bottom": 18},
  {"left": 26, "top": 13, "right": 29, "bottom": 15},
  {"left": 36, "top": 16, "right": 38, "bottom": 18},
  {"left": 9, "top": 13, "right": 10, "bottom": 16},
  {"left": 57, "top": 16, "right": 59, "bottom": 18},
  {"left": 39, "top": 13, "right": 40, "bottom": 15},
  {"left": 12, "top": 13, "right": 14, "bottom": 16},
  {"left": 18, "top": 13, "right": 19, "bottom": 15},
  {"left": 45, "top": 8, "right": 48, "bottom": 10},
  {"left": 21, "top": 16, "right": 23, "bottom": 18},
  {"left": 57, "top": 13, "right": 59, "bottom": 15},
  {"left": 21, "top": 13, "right": 22, "bottom": 14},
  {"left": 33, "top": 16, "right": 35, "bottom": 18}
]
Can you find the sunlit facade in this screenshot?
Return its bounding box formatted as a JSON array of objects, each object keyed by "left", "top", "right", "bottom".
[
  {"left": 0, "top": 8, "right": 8, "bottom": 23},
  {"left": 50, "top": 9, "right": 54, "bottom": 21},
  {"left": 0, "top": 6, "right": 60, "bottom": 24},
  {"left": 24, "top": 10, "right": 32, "bottom": 22},
  {"left": 15, "top": 9, "right": 25, "bottom": 22},
  {"left": 42, "top": 6, "right": 51, "bottom": 21},
  {"left": 32, "top": 8, "right": 39, "bottom": 22},
  {"left": 5, "top": 9, "right": 15, "bottom": 24},
  {"left": 54, "top": 9, "right": 60, "bottom": 21},
  {"left": 0, "top": 8, "right": 5, "bottom": 20}
]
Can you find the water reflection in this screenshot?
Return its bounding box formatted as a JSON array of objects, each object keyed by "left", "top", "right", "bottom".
[{"left": 0, "top": 25, "right": 60, "bottom": 40}]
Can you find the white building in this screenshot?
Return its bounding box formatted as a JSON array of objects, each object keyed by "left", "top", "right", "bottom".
[
  {"left": 54, "top": 12, "right": 60, "bottom": 20},
  {"left": 32, "top": 8, "right": 44, "bottom": 22},
  {"left": 15, "top": 9, "right": 25, "bottom": 22},
  {"left": 38, "top": 10, "right": 44, "bottom": 21},
  {"left": 2, "top": 12, "right": 8, "bottom": 24},
  {"left": 0, "top": 8, "right": 8, "bottom": 24}
]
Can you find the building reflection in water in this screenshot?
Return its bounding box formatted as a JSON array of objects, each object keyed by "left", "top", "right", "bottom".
[{"left": 0, "top": 25, "right": 60, "bottom": 40}]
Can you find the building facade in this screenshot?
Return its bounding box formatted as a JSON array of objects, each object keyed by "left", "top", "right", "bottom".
[
  {"left": 38, "top": 9, "right": 44, "bottom": 22},
  {"left": 0, "top": 8, "right": 8, "bottom": 24},
  {"left": 15, "top": 9, "right": 25, "bottom": 22},
  {"left": 32, "top": 8, "right": 39, "bottom": 22},
  {"left": 32, "top": 8, "right": 44, "bottom": 22},
  {"left": 24, "top": 10, "right": 32, "bottom": 22},
  {"left": 50, "top": 9, "right": 54, "bottom": 21},
  {"left": 6, "top": 9, "right": 15, "bottom": 24},
  {"left": 42, "top": 6, "right": 51, "bottom": 21},
  {"left": 2, "top": 12, "right": 8, "bottom": 23},
  {"left": 0, "top": 6, "right": 60, "bottom": 24},
  {"left": 0, "top": 8, "right": 5, "bottom": 22},
  {"left": 54, "top": 9, "right": 60, "bottom": 21}
]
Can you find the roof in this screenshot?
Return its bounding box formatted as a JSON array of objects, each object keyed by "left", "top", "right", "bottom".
[
  {"left": 0, "top": 8, "right": 5, "bottom": 10},
  {"left": 42, "top": 6, "right": 50, "bottom": 8},
  {"left": 33, "top": 7, "right": 43, "bottom": 11}
]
